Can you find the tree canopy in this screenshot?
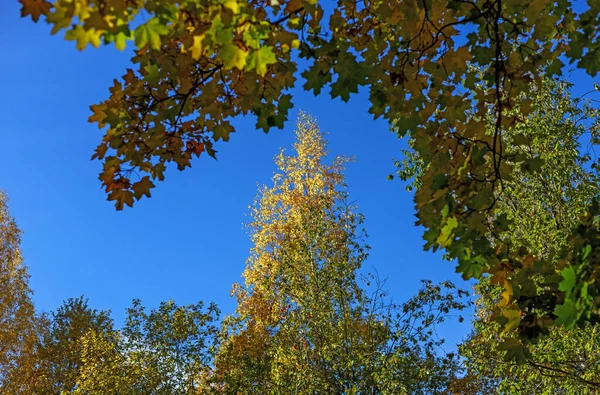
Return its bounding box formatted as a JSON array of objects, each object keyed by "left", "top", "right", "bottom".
[
  {"left": 0, "top": 192, "right": 38, "bottom": 393},
  {"left": 399, "top": 76, "right": 600, "bottom": 368},
  {"left": 4, "top": 101, "right": 600, "bottom": 390},
  {"left": 0, "top": 118, "right": 471, "bottom": 393},
  {"left": 18, "top": 0, "right": 600, "bottom": 340},
  {"left": 209, "top": 112, "right": 468, "bottom": 394}
]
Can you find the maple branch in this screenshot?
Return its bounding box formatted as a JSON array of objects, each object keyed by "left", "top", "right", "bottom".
[
  {"left": 174, "top": 64, "right": 224, "bottom": 128},
  {"left": 270, "top": 7, "right": 304, "bottom": 26}
]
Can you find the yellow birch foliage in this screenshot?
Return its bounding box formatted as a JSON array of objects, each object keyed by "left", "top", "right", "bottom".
[
  {"left": 209, "top": 111, "right": 380, "bottom": 394},
  {"left": 0, "top": 191, "right": 38, "bottom": 394},
  {"left": 205, "top": 113, "right": 467, "bottom": 394}
]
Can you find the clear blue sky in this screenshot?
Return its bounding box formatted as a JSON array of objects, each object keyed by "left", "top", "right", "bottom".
[{"left": 9, "top": 2, "right": 573, "bottom": 350}]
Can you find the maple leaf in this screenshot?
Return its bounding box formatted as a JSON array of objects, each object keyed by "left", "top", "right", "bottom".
[
  {"left": 65, "top": 26, "right": 102, "bottom": 51},
  {"left": 89, "top": 104, "right": 108, "bottom": 128},
  {"left": 212, "top": 123, "right": 234, "bottom": 142},
  {"left": 108, "top": 189, "right": 134, "bottom": 210},
  {"left": 132, "top": 176, "right": 155, "bottom": 200},
  {"left": 554, "top": 299, "right": 578, "bottom": 329},
  {"left": 502, "top": 309, "right": 521, "bottom": 332},
  {"left": 437, "top": 216, "right": 458, "bottom": 248},
  {"left": 246, "top": 47, "right": 276, "bottom": 76},
  {"left": 302, "top": 63, "right": 332, "bottom": 96},
  {"left": 134, "top": 19, "right": 168, "bottom": 50},
  {"left": 219, "top": 42, "right": 248, "bottom": 70},
  {"left": 19, "top": 0, "right": 51, "bottom": 22},
  {"left": 558, "top": 266, "right": 576, "bottom": 296}
]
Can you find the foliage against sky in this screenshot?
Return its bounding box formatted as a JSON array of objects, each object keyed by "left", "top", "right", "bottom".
[
  {"left": 459, "top": 78, "right": 600, "bottom": 391},
  {"left": 397, "top": 76, "right": 600, "bottom": 389},
  {"left": 17, "top": 0, "right": 600, "bottom": 343},
  {"left": 0, "top": 116, "right": 470, "bottom": 394},
  {"left": 0, "top": 192, "right": 38, "bottom": 394},
  {"left": 15, "top": 0, "right": 600, "bottom": 344},
  {"left": 209, "top": 112, "right": 468, "bottom": 394}
]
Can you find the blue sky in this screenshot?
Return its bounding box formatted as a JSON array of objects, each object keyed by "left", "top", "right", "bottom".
[{"left": 0, "top": 2, "right": 536, "bottom": 349}]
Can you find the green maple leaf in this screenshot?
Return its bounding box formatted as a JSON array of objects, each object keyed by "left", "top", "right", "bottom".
[
  {"left": 144, "top": 64, "right": 161, "bottom": 84},
  {"left": 331, "top": 55, "right": 367, "bottom": 102},
  {"left": 219, "top": 42, "right": 248, "bottom": 70},
  {"left": 104, "top": 28, "right": 132, "bottom": 51},
  {"left": 246, "top": 47, "right": 276, "bottom": 76},
  {"left": 242, "top": 25, "right": 268, "bottom": 50},
  {"left": 502, "top": 309, "right": 521, "bottom": 332},
  {"left": 554, "top": 299, "right": 578, "bottom": 328},
  {"left": 114, "top": 32, "right": 129, "bottom": 51},
  {"left": 65, "top": 26, "right": 101, "bottom": 50},
  {"left": 212, "top": 123, "right": 234, "bottom": 142},
  {"left": 302, "top": 63, "right": 332, "bottom": 95},
  {"left": 437, "top": 216, "right": 458, "bottom": 247},
  {"left": 456, "top": 255, "right": 485, "bottom": 280},
  {"left": 558, "top": 266, "right": 576, "bottom": 296},
  {"left": 207, "top": 16, "right": 231, "bottom": 45},
  {"left": 134, "top": 18, "right": 168, "bottom": 50}
]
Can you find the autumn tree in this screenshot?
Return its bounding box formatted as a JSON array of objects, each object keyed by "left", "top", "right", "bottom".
[
  {"left": 394, "top": 76, "right": 600, "bottom": 389},
  {"left": 31, "top": 296, "right": 115, "bottom": 394},
  {"left": 73, "top": 299, "right": 220, "bottom": 394},
  {"left": 18, "top": 0, "right": 600, "bottom": 338},
  {"left": 0, "top": 191, "right": 38, "bottom": 394},
  {"left": 207, "top": 112, "right": 468, "bottom": 394},
  {"left": 451, "top": 278, "right": 600, "bottom": 394}
]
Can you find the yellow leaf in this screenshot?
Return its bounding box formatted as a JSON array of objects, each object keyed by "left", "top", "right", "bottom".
[
  {"left": 222, "top": 0, "right": 240, "bottom": 14},
  {"left": 65, "top": 26, "right": 102, "bottom": 50},
  {"left": 190, "top": 35, "right": 204, "bottom": 60},
  {"left": 499, "top": 281, "right": 513, "bottom": 307},
  {"left": 503, "top": 308, "right": 521, "bottom": 332},
  {"left": 220, "top": 42, "right": 248, "bottom": 70}
]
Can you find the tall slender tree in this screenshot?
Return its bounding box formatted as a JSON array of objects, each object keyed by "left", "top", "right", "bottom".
[
  {"left": 0, "top": 191, "right": 38, "bottom": 394},
  {"left": 208, "top": 112, "right": 467, "bottom": 394}
]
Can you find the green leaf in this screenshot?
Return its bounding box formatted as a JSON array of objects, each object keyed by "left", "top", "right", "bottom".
[
  {"left": 132, "top": 176, "right": 155, "bottom": 200},
  {"left": 246, "top": 47, "right": 277, "bottom": 76},
  {"left": 523, "top": 157, "right": 544, "bottom": 173},
  {"left": 554, "top": 299, "right": 577, "bottom": 328},
  {"left": 302, "top": 63, "right": 332, "bottom": 96},
  {"left": 64, "top": 26, "right": 102, "bottom": 50},
  {"left": 582, "top": 244, "right": 592, "bottom": 261},
  {"left": 144, "top": 64, "right": 161, "bottom": 84},
  {"left": 219, "top": 42, "right": 248, "bottom": 70},
  {"left": 213, "top": 123, "right": 234, "bottom": 142},
  {"left": 331, "top": 55, "right": 366, "bottom": 102},
  {"left": 134, "top": 18, "right": 168, "bottom": 50},
  {"left": 104, "top": 29, "right": 132, "bottom": 51},
  {"left": 502, "top": 309, "right": 521, "bottom": 332},
  {"left": 558, "top": 266, "right": 576, "bottom": 295},
  {"left": 456, "top": 255, "right": 485, "bottom": 279},
  {"left": 437, "top": 216, "right": 458, "bottom": 247}
]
